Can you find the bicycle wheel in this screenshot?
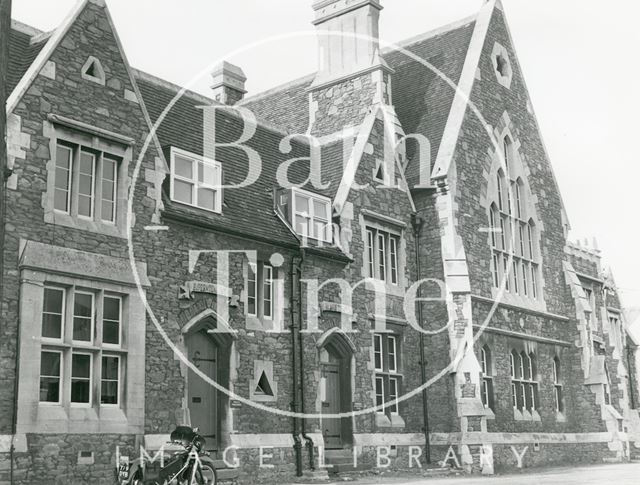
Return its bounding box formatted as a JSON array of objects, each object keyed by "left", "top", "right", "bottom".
[{"left": 196, "top": 463, "right": 217, "bottom": 485}]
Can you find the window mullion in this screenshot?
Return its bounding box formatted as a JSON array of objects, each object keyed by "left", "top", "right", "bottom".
[
  {"left": 95, "top": 152, "right": 104, "bottom": 221},
  {"left": 308, "top": 197, "right": 316, "bottom": 239},
  {"left": 191, "top": 159, "right": 198, "bottom": 208},
  {"left": 64, "top": 286, "right": 74, "bottom": 343},
  {"left": 70, "top": 146, "right": 80, "bottom": 218},
  {"left": 96, "top": 291, "right": 104, "bottom": 347},
  {"left": 257, "top": 264, "right": 264, "bottom": 319},
  {"left": 94, "top": 350, "right": 102, "bottom": 407}
]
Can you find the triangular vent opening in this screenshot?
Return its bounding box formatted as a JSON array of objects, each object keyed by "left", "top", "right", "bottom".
[
  {"left": 254, "top": 371, "right": 274, "bottom": 396},
  {"left": 81, "top": 56, "right": 105, "bottom": 85}
]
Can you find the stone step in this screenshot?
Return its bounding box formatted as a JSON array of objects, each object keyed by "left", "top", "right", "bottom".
[
  {"left": 329, "top": 464, "right": 372, "bottom": 475},
  {"left": 216, "top": 468, "right": 240, "bottom": 482},
  {"left": 290, "top": 469, "right": 332, "bottom": 484},
  {"left": 423, "top": 466, "right": 455, "bottom": 476},
  {"left": 323, "top": 449, "right": 352, "bottom": 460}
]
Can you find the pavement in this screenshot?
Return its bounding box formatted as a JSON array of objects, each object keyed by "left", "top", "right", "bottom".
[{"left": 336, "top": 462, "right": 640, "bottom": 485}]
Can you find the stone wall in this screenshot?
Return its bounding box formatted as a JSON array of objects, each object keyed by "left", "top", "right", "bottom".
[
  {"left": 446, "top": 4, "right": 626, "bottom": 445},
  {"left": 0, "top": 0, "right": 160, "bottom": 478},
  {"left": 1, "top": 434, "right": 135, "bottom": 485}
]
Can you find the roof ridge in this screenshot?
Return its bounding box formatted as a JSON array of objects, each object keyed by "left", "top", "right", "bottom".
[
  {"left": 239, "top": 73, "right": 315, "bottom": 106},
  {"left": 133, "top": 68, "right": 308, "bottom": 141},
  {"left": 132, "top": 68, "right": 216, "bottom": 106},
  {"left": 239, "top": 14, "right": 476, "bottom": 108},
  {"left": 10, "top": 19, "right": 44, "bottom": 37},
  {"left": 381, "top": 13, "right": 477, "bottom": 53}
]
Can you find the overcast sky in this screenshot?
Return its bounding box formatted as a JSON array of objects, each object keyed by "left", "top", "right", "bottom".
[{"left": 11, "top": 0, "right": 640, "bottom": 316}]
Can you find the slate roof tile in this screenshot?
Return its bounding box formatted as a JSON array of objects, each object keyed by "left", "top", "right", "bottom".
[{"left": 7, "top": 25, "right": 48, "bottom": 95}]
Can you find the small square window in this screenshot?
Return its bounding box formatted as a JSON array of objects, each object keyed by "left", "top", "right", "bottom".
[
  {"left": 170, "top": 148, "right": 222, "bottom": 213},
  {"left": 291, "top": 188, "right": 332, "bottom": 243}
]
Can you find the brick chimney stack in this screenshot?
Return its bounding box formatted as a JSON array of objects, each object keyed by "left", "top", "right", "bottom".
[
  {"left": 311, "top": 0, "right": 386, "bottom": 86},
  {"left": 210, "top": 61, "right": 247, "bottom": 105},
  {"left": 308, "top": 0, "right": 393, "bottom": 137}
]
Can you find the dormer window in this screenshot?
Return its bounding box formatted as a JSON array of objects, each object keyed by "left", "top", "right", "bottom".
[
  {"left": 170, "top": 147, "right": 222, "bottom": 213},
  {"left": 291, "top": 188, "right": 332, "bottom": 243}
]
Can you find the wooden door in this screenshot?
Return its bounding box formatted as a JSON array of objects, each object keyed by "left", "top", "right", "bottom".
[
  {"left": 187, "top": 330, "right": 218, "bottom": 449},
  {"left": 322, "top": 361, "right": 342, "bottom": 449}
]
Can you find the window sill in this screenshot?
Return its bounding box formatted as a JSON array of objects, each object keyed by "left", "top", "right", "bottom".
[
  {"left": 245, "top": 314, "right": 281, "bottom": 332},
  {"left": 513, "top": 408, "right": 541, "bottom": 421},
  {"left": 169, "top": 199, "right": 221, "bottom": 216},
  {"left": 489, "top": 288, "right": 548, "bottom": 314},
  {"left": 374, "top": 413, "right": 405, "bottom": 429},
  {"left": 22, "top": 404, "right": 133, "bottom": 433},
  {"left": 45, "top": 210, "right": 126, "bottom": 239},
  {"left": 362, "top": 279, "right": 406, "bottom": 298},
  {"left": 249, "top": 395, "right": 278, "bottom": 404}
]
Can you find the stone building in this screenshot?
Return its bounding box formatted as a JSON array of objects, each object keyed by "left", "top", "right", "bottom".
[{"left": 1, "top": 0, "right": 639, "bottom": 483}]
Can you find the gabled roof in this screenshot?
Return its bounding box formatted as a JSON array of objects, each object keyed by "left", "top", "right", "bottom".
[
  {"left": 240, "top": 74, "right": 314, "bottom": 135},
  {"left": 239, "top": 15, "right": 477, "bottom": 187},
  {"left": 6, "top": 0, "right": 95, "bottom": 114},
  {"left": 384, "top": 17, "right": 476, "bottom": 185},
  {"left": 7, "top": 21, "right": 49, "bottom": 95},
  {"left": 134, "top": 70, "right": 309, "bottom": 247}
]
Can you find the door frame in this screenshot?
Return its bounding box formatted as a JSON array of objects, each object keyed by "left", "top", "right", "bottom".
[
  {"left": 181, "top": 309, "right": 236, "bottom": 453},
  {"left": 186, "top": 329, "right": 221, "bottom": 449},
  {"left": 317, "top": 328, "right": 355, "bottom": 449}
]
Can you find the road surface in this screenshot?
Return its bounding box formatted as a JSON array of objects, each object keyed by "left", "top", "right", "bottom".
[{"left": 350, "top": 463, "right": 640, "bottom": 484}]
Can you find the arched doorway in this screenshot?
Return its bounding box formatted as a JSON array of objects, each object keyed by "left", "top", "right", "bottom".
[
  {"left": 183, "top": 310, "right": 235, "bottom": 452},
  {"left": 318, "top": 329, "right": 355, "bottom": 449}
]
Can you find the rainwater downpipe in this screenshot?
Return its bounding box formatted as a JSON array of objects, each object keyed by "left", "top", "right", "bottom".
[
  {"left": 296, "top": 249, "right": 315, "bottom": 470},
  {"left": 412, "top": 214, "right": 432, "bottom": 464},
  {"left": 290, "top": 256, "right": 303, "bottom": 476}
]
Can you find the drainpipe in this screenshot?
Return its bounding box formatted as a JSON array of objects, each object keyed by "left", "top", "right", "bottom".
[
  {"left": 290, "top": 256, "right": 303, "bottom": 476},
  {"left": 627, "top": 343, "right": 637, "bottom": 410},
  {"left": 296, "top": 249, "right": 315, "bottom": 470},
  {"left": 0, "top": 0, "right": 14, "bottom": 482},
  {"left": 412, "top": 213, "right": 431, "bottom": 465}
]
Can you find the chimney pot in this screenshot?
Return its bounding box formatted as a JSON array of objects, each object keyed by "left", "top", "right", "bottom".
[
  {"left": 211, "top": 61, "right": 247, "bottom": 105},
  {"left": 311, "top": 0, "right": 386, "bottom": 86}
]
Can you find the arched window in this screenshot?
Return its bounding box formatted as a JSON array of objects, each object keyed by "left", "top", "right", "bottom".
[
  {"left": 488, "top": 135, "right": 542, "bottom": 302},
  {"left": 604, "top": 365, "right": 612, "bottom": 405},
  {"left": 553, "top": 357, "right": 564, "bottom": 412},
  {"left": 514, "top": 178, "right": 523, "bottom": 219},
  {"left": 497, "top": 170, "right": 505, "bottom": 211},
  {"left": 510, "top": 350, "right": 539, "bottom": 413},
  {"left": 480, "top": 346, "right": 494, "bottom": 409}
]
